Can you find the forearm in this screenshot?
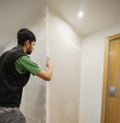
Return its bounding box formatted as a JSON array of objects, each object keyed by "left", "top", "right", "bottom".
[
  {"left": 47, "top": 64, "right": 52, "bottom": 80},
  {"left": 37, "top": 64, "right": 52, "bottom": 81}
]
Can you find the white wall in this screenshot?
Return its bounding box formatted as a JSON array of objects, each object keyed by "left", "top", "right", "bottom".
[
  {"left": 80, "top": 22, "right": 120, "bottom": 123},
  {"left": 2, "top": 7, "right": 82, "bottom": 123},
  {"left": 3, "top": 10, "right": 48, "bottom": 123},
  {"left": 23, "top": 12, "right": 47, "bottom": 123},
  {"left": 47, "top": 9, "right": 82, "bottom": 123}
]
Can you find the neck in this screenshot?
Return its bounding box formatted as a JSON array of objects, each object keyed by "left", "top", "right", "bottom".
[{"left": 18, "top": 45, "right": 27, "bottom": 54}]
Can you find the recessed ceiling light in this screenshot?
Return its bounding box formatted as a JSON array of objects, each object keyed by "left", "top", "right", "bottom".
[{"left": 78, "top": 11, "right": 83, "bottom": 18}]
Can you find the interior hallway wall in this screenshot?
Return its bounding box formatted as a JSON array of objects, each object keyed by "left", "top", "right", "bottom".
[
  {"left": 79, "top": 22, "right": 120, "bottom": 123},
  {"left": 3, "top": 10, "right": 48, "bottom": 123},
  {"left": 47, "top": 9, "right": 82, "bottom": 123},
  {"left": 22, "top": 12, "right": 47, "bottom": 123},
  {"left": 3, "top": 7, "right": 82, "bottom": 123}
]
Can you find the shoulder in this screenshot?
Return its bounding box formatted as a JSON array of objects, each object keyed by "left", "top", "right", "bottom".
[
  {"left": 17, "top": 55, "right": 37, "bottom": 66},
  {"left": 17, "top": 55, "right": 30, "bottom": 61}
]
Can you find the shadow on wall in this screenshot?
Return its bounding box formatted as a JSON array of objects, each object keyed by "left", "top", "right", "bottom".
[{"left": 24, "top": 78, "right": 46, "bottom": 123}]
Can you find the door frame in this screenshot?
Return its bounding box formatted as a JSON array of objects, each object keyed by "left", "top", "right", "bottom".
[{"left": 101, "top": 33, "right": 120, "bottom": 123}]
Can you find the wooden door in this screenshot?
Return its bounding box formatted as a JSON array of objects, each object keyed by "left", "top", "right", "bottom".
[{"left": 101, "top": 34, "right": 120, "bottom": 123}]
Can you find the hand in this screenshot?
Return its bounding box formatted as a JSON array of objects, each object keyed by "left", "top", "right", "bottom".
[
  {"left": 46, "top": 57, "right": 52, "bottom": 68},
  {"left": 37, "top": 57, "right": 53, "bottom": 81}
]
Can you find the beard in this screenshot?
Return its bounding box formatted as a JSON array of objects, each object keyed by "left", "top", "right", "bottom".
[{"left": 26, "top": 50, "right": 32, "bottom": 55}]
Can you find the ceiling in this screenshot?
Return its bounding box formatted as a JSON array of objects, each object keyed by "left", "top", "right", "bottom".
[{"left": 0, "top": 0, "right": 120, "bottom": 49}]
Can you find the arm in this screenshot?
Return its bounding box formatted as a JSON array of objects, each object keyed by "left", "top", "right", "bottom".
[{"left": 37, "top": 58, "right": 53, "bottom": 81}]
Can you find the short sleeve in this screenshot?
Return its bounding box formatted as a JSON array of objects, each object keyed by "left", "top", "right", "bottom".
[{"left": 15, "top": 55, "right": 41, "bottom": 75}]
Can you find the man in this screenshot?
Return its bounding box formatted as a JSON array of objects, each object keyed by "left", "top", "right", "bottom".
[{"left": 0, "top": 28, "right": 52, "bottom": 123}]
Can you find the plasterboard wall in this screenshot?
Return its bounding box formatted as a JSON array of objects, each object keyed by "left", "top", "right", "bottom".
[
  {"left": 3, "top": 7, "right": 82, "bottom": 123},
  {"left": 47, "top": 9, "right": 82, "bottom": 123},
  {"left": 22, "top": 12, "right": 47, "bottom": 123},
  {"left": 3, "top": 10, "right": 47, "bottom": 123}
]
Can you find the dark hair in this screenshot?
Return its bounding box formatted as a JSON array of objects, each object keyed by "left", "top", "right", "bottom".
[{"left": 17, "top": 28, "right": 36, "bottom": 46}]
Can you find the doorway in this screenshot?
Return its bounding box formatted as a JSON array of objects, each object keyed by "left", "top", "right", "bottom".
[{"left": 101, "top": 33, "right": 120, "bottom": 123}]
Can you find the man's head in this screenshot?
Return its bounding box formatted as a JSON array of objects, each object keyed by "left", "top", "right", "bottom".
[{"left": 17, "top": 28, "right": 36, "bottom": 55}]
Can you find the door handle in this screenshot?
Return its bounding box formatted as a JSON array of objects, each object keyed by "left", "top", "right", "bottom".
[{"left": 109, "top": 86, "right": 116, "bottom": 97}]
